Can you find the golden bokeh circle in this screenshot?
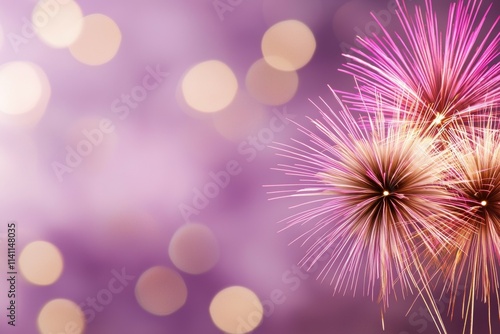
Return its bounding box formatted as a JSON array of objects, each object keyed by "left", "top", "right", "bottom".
[{"left": 135, "top": 266, "right": 188, "bottom": 316}]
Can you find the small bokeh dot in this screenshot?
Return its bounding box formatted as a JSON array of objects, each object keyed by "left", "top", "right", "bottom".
[
  {"left": 261, "top": 19, "right": 316, "bottom": 71},
  {"left": 169, "top": 223, "right": 220, "bottom": 274},
  {"left": 135, "top": 266, "right": 188, "bottom": 316},
  {"left": 69, "top": 13, "right": 122, "bottom": 65},
  {"left": 37, "top": 299, "right": 85, "bottom": 334},
  {"left": 209, "top": 286, "right": 264, "bottom": 334},
  {"left": 32, "top": 0, "right": 83, "bottom": 48},
  {"left": 246, "top": 58, "right": 299, "bottom": 105},
  {"left": 19, "top": 241, "right": 64, "bottom": 286},
  {"left": 181, "top": 60, "right": 238, "bottom": 113}
]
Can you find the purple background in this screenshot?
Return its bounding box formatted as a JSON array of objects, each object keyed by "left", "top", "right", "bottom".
[{"left": 0, "top": 0, "right": 499, "bottom": 333}]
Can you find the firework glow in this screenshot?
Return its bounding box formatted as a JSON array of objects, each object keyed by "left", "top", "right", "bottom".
[
  {"left": 438, "top": 115, "right": 500, "bottom": 334},
  {"left": 271, "top": 1, "right": 500, "bottom": 333},
  {"left": 269, "top": 89, "right": 465, "bottom": 333},
  {"left": 342, "top": 0, "right": 500, "bottom": 130}
]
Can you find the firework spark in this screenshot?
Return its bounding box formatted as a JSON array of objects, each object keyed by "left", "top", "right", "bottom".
[
  {"left": 342, "top": 0, "right": 500, "bottom": 131},
  {"left": 439, "top": 115, "right": 500, "bottom": 334},
  {"left": 268, "top": 88, "right": 461, "bottom": 333}
]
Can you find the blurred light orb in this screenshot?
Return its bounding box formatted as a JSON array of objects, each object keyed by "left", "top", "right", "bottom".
[
  {"left": 209, "top": 286, "right": 264, "bottom": 334},
  {"left": 32, "top": 0, "right": 83, "bottom": 48},
  {"left": 37, "top": 299, "right": 85, "bottom": 334},
  {"left": 0, "top": 63, "right": 51, "bottom": 127},
  {"left": 182, "top": 60, "right": 238, "bottom": 113},
  {"left": 0, "top": 61, "right": 46, "bottom": 115},
  {"left": 261, "top": 20, "right": 316, "bottom": 71},
  {"left": 19, "top": 240, "right": 63, "bottom": 286},
  {"left": 135, "top": 266, "right": 187, "bottom": 316},
  {"left": 69, "top": 14, "right": 122, "bottom": 65},
  {"left": 169, "top": 223, "right": 219, "bottom": 274},
  {"left": 246, "top": 58, "right": 298, "bottom": 105}
]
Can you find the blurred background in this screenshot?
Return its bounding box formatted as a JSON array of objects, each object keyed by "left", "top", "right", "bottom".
[{"left": 0, "top": 0, "right": 498, "bottom": 333}]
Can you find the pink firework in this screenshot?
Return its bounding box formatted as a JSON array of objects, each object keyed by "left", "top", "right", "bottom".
[
  {"left": 342, "top": 0, "right": 500, "bottom": 130},
  {"left": 439, "top": 114, "right": 500, "bottom": 334},
  {"left": 269, "top": 88, "right": 461, "bottom": 332}
]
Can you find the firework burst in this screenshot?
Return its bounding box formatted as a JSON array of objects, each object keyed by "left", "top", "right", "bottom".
[
  {"left": 342, "top": 0, "right": 500, "bottom": 131},
  {"left": 268, "top": 88, "right": 461, "bottom": 332},
  {"left": 439, "top": 114, "right": 500, "bottom": 334}
]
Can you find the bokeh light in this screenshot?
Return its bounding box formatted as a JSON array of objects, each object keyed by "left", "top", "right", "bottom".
[
  {"left": 19, "top": 241, "right": 63, "bottom": 286},
  {"left": 261, "top": 19, "right": 316, "bottom": 71},
  {"left": 135, "top": 266, "right": 188, "bottom": 316},
  {"left": 181, "top": 60, "right": 238, "bottom": 113},
  {"left": 169, "top": 223, "right": 219, "bottom": 274},
  {"left": 32, "top": 0, "right": 83, "bottom": 48},
  {"left": 209, "top": 286, "right": 264, "bottom": 334},
  {"left": 0, "top": 63, "right": 51, "bottom": 127},
  {"left": 245, "top": 58, "right": 299, "bottom": 105},
  {"left": 37, "top": 299, "right": 85, "bottom": 334},
  {"left": 0, "top": 61, "right": 47, "bottom": 115},
  {"left": 69, "top": 13, "right": 122, "bottom": 65}
]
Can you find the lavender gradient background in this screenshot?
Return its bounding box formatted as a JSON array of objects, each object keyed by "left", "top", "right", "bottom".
[{"left": 0, "top": 0, "right": 499, "bottom": 333}]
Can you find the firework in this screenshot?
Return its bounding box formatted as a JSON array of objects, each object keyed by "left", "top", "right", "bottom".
[
  {"left": 439, "top": 114, "right": 500, "bottom": 334},
  {"left": 268, "top": 88, "right": 461, "bottom": 332},
  {"left": 342, "top": 0, "right": 500, "bottom": 131}
]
